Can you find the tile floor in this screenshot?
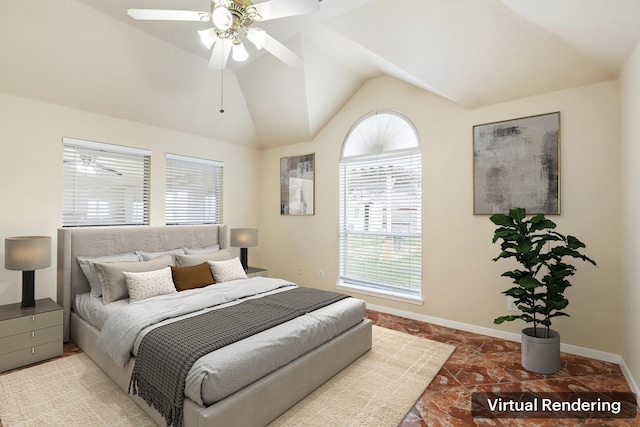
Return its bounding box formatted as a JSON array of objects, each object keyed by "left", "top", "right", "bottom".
[{"left": 366, "top": 310, "right": 638, "bottom": 426}]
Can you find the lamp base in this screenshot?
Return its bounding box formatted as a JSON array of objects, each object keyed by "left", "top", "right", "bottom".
[
  {"left": 240, "top": 248, "right": 248, "bottom": 272},
  {"left": 21, "top": 270, "right": 35, "bottom": 308}
]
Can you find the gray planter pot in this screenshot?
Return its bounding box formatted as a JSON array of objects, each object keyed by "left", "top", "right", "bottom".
[{"left": 521, "top": 327, "right": 560, "bottom": 374}]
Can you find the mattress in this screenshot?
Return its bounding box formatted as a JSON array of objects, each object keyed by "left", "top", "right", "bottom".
[{"left": 73, "top": 277, "right": 366, "bottom": 406}]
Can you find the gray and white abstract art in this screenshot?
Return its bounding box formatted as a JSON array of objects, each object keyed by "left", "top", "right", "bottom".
[{"left": 473, "top": 112, "right": 560, "bottom": 215}]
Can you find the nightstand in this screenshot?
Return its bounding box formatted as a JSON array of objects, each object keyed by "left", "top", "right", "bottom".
[
  {"left": 0, "top": 298, "right": 63, "bottom": 372},
  {"left": 246, "top": 267, "right": 268, "bottom": 278}
]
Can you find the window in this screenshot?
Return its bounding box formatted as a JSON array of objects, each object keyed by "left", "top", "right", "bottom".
[
  {"left": 165, "top": 153, "right": 223, "bottom": 225},
  {"left": 339, "top": 110, "right": 422, "bottom": 301},
  {"left": 63, "top": 137, "right": 150, "bottom": 227}
]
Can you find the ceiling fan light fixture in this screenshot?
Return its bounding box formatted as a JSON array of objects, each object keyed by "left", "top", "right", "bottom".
[
  {"left": 246, "top": 27, "right": 267, "bottom": 49},
  {"left": 232, "top": 40, "right": 249, "bottom": 62},
  {"left": 212, "top": 6, "right": 233, "bottom": 31},
  {"left": 198, "top": 28, "right": 218, "bottom": 49},
  {"left": 127, "top": 0, "right": 319, "bottom": 71}
]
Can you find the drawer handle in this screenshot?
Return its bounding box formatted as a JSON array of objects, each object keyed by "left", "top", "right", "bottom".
[
  {"left": 32, "top": 331, "right": 35, "bottom": 338},
  {"left": 32, "top": 315, "right": 35, "bottom": 322},
  {"left": 31, "top": 347, "right": 35, "bottom": 354}
]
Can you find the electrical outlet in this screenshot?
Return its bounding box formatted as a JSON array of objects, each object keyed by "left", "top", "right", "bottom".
[
  {"left": 507, "top": 296, "right": 519, "bottom": 312},
  {"left": 318, "top": 269, "right": 324, "bottom": 279},
  {"left": 298, "top": 267, "right": 303, "bottom": 276}
]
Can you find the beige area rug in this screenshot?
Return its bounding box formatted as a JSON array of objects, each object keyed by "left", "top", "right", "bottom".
[
  {"left": 268, "top": 326, "right": 455, "bottom": 427},
  {"left": 0, "top": 353, "right": 155, "bottom": 427},
  {"left": 0, "top": 326, "right": 454, "bottom": 427}
]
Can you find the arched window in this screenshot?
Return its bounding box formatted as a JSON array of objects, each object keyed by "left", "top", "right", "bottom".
[{"left": 339, "top": 110, "right": 422, "bottom": 301}]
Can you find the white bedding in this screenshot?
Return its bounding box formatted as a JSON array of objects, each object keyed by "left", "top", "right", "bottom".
[
  {"left": 74, "top": 292, "right": 127, "bottom": 330},
  {"left": 74, "top": 277, "right": 366, "bottom": 406}
]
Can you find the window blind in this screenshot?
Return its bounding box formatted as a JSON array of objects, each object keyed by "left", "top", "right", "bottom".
[
  {"left": 165, "top": 153, "right": 224, "bottom": 225},
  {"left": 339, "top": 150, "right": 422, "bottom": 297},
  {"left": 62, "top": 137, "right": 151, "bottom": 227}
]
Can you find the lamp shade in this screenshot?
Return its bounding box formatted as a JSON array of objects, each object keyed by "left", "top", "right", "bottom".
[
  {"left": 232, "top": 40, "right": 249, "bottom": 62},
  {"left": 5, "top": 236, "right": 51, "bottom": 271},
  {"left": 212, "top": 6, "right": 233, "bottom": 31},
  {"left": 230, "top": 228, "right": 258, "bottom": 248}
]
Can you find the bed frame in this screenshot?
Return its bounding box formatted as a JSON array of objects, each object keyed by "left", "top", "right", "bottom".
[{"left": 56, "top": 225, "right": 372, "bottom": 427}]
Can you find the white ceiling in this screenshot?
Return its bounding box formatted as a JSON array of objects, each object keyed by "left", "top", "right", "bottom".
[{"left": 2, "top": 0, "right": 640, "bottom": 149}]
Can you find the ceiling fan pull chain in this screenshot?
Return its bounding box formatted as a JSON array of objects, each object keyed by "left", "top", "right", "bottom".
[{"left": 220, "top": 67, "right": 225, "bottom": 113}]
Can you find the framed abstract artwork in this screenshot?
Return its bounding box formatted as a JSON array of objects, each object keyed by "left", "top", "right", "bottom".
[
  {"left": 280, "top": 153, "right": 315, "bottom": 215},
  {"left": 473, "top": 112, "right": 560, "bottom": 215}
]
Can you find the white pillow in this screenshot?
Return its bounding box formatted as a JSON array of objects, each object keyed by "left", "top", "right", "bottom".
[
  {"left": 208, "top": 258, "right": 248, "bottom": 283},
  {"left": 122, "top": 267, "right": 177, "bottom": 303}
]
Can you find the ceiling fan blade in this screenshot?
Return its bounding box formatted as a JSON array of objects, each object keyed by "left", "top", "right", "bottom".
[
  {"left": 262, "top": 33, "right": 303, "bottom": 68},
  {"left": 127, "top": 9, "right": 211, "bottom": 22},
  {"left": 208, "top": 38, "right": 233, "bottom": 70},
  {"left": 252, "top": 0, "right": 319, "bottom": 21}
]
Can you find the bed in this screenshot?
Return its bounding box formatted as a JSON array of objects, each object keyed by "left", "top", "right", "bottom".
[{"left": 56, "top": 224, "right": 372, "bottom": 427}]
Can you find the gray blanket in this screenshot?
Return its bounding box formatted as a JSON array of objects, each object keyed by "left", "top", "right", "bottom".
[{"left": 129, "top": 287, "right": 349, "bottom": 427}]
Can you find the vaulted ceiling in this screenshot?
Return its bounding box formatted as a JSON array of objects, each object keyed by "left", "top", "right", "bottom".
[{"left": 2, "top": 0, "right": 640, "bottom": 149}]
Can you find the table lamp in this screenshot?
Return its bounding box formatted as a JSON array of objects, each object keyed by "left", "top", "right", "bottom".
[
  {"left": 230, "top": 228, "right": 257, "bottom": 272},
  {"left": 5, "top": 236, "right": 51, "bottom": 308}
]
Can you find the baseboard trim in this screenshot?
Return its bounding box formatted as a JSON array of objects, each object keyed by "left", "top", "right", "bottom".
[
  {"left": 366, "top": 302, "right": 639, "bottom": 401},
  {"left": 366, "top": 303, "right": 620, "bottom": 361},
  {"left": 619, "top": 360, "right": 640, "bottom": 405}
]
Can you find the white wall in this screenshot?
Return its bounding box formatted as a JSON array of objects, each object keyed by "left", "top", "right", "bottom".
[
  {"left": 260, "top": 75, "right": 622, "bottom": 355},
  {"left": 0, "top": 92, "right": 262, "bottom": 305},
  {"left": 620, "top": 38, "right": 640, "bottom": 394}
]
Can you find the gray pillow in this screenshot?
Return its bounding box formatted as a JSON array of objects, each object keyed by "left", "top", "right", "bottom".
[
  {"left": 95, "top": 254, "right": 173, "bottom": 304},
  {"left": 136, "top": 248, "right": 186, "bottom": 262},
  {"left": 184, "top": 244, "right": 221, "bottom": 255},
  {"left": 175, "top": 249, "right": 231, "bottom": 267},
  {"left": 77, "top": 252, "right": 139, "bottom": 298}
]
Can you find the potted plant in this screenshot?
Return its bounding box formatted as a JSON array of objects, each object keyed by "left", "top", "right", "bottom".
[{"left": 490, "top": 208, "right": 596, "bottom": 374}]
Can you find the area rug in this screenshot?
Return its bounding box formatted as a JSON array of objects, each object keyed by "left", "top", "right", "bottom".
[
  {"left": 0, "top": 352, "right": 155, "bottom": 427},
  {"left": 268, "top": 326, "right": 455, "bottom": 427},
  {"left": 0, "top": 326, "right": 454, "bottom": 427}
]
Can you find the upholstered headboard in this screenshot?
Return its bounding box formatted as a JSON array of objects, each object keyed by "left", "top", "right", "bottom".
[{"left": 56, "top": 224, "right": 228, "bottom": 341}]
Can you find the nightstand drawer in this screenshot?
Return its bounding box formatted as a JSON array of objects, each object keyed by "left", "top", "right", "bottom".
[
  {"left": 0, "top": 310, "right": 62, "bottom": 338},
  {"left": 0, "top": 340, "right": 63, "bottom": 372},
  {"left": 0, "top": 325, "right": 63, "bottom": 355}
]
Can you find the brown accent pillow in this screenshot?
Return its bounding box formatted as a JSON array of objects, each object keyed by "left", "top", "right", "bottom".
[{"left": 170, "top": 262, "right": 215, "bottom": 291}]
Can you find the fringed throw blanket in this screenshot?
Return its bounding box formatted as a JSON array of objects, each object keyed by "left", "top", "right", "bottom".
[{"left": 129, "top": 287, "right": 349, "bottom": 427}]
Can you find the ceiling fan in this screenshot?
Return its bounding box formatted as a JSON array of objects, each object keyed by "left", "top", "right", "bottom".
[{"left": 127, "top": 0, "right": 319, "bottom": 70}]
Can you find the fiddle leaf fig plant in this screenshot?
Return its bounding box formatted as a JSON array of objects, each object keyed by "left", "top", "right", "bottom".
[{"left": 490, "top": 208, "right": 596, "bottom": 338}]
